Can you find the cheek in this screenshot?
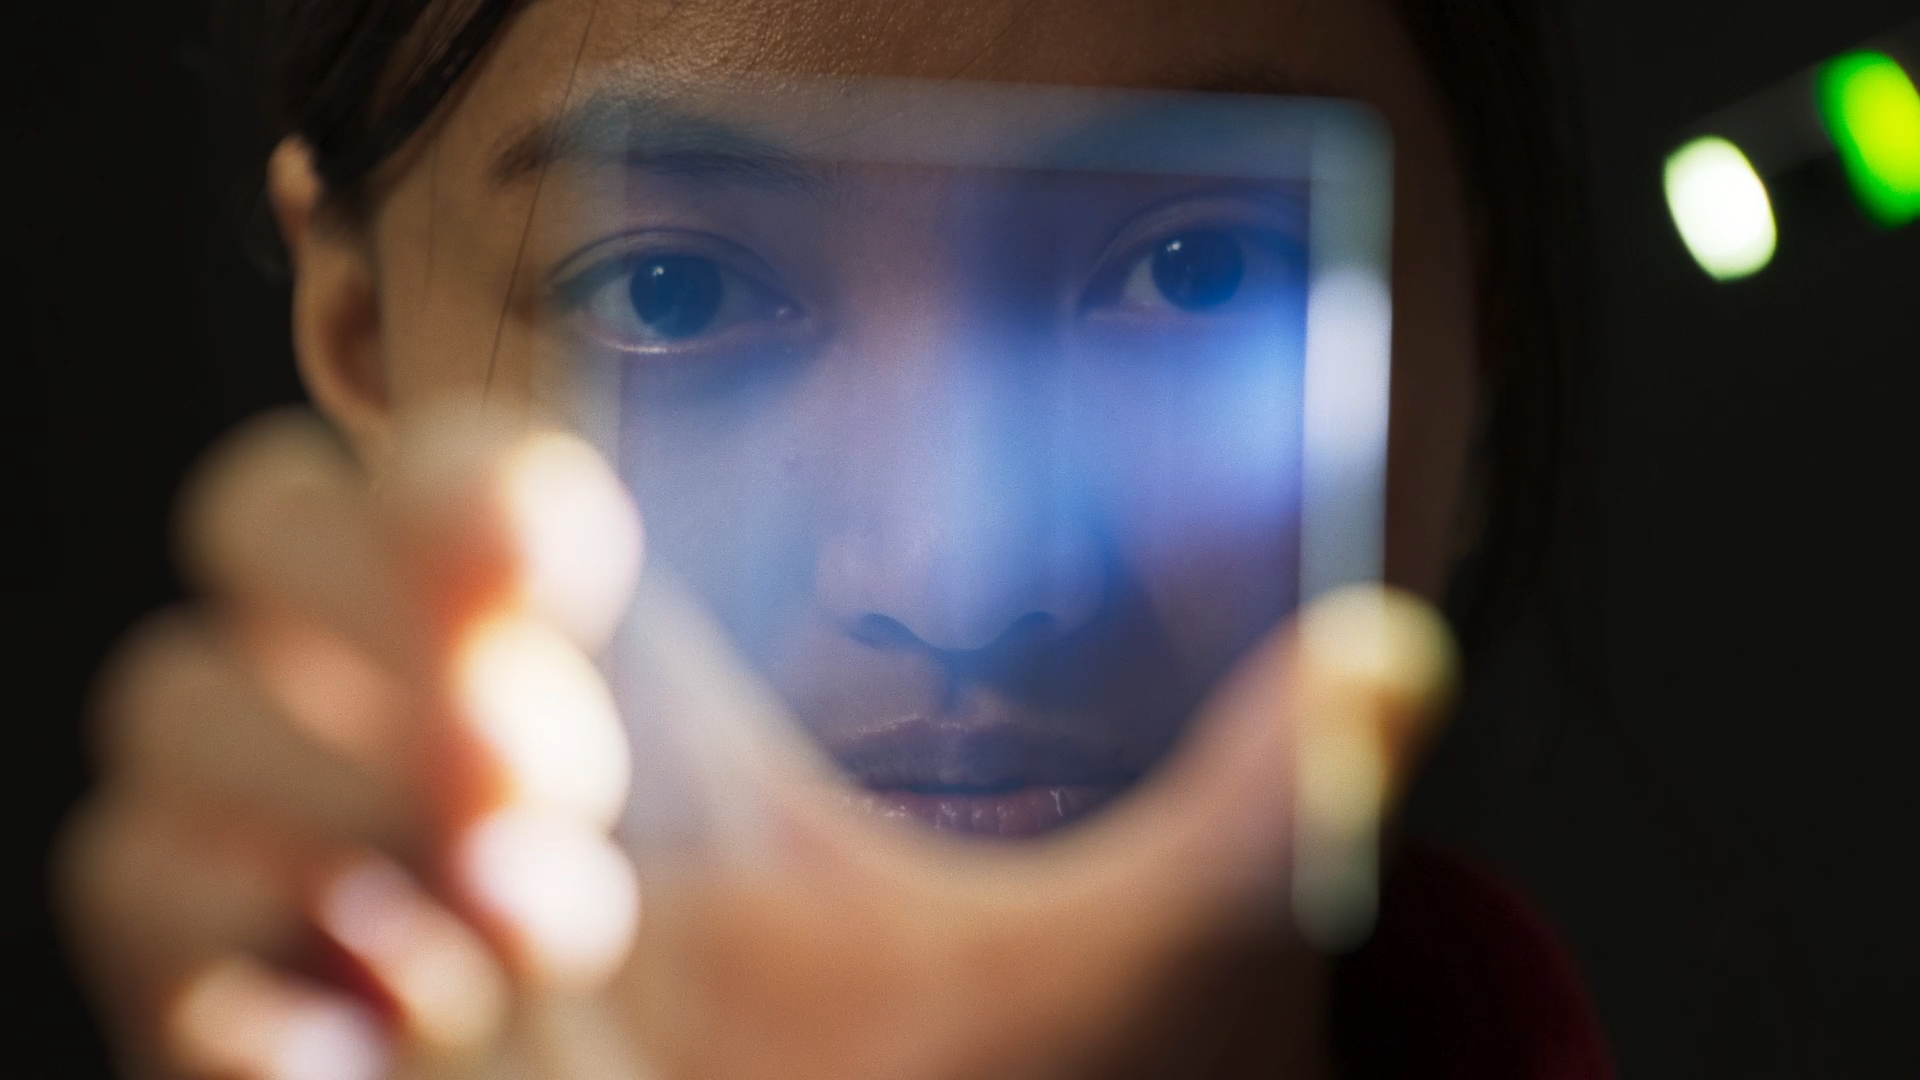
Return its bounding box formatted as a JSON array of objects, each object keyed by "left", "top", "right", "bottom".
[
  {"left": 614, "top": 384, "right": 816, "bottom": 656},
  {"left": 368, "top": 178, "right": 557, "bottom": 412},
  {"left": 1070, "top": 343, "right": 1305, "bottom": 675},
  {"left": 611, "top": 337, "right": 1308, "bottom": 677}
]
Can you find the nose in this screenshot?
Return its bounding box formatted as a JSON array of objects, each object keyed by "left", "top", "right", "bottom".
[
  {"left": 813, "top": 353, "right": 1104, "bottom": 657},
  {"left": 816, "top": 490, "right": 1105, "bottom": 656}
]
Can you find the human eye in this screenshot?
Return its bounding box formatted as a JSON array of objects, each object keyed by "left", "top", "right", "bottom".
[
  {"left": 553, "top": 232, "right": 804, "bottom": 355},
  {"left": 1080, "top": 201, "right": 1307, "bottom": 326}
]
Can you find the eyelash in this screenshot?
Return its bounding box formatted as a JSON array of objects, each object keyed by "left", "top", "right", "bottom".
[
  {"left": 551, "top": 212, "right": 1305, "bottom": 355},
  {"left": 552, "top": 233, "right": 804, "bottom": 355},
  {"left": 1083, "top": 226, "right": 1307, "bottom": 320}
]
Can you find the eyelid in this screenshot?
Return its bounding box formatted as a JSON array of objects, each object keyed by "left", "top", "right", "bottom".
[
  {"left": 1081, "top": 190, "right": 1309, "bottom": 307},
  {"left": 547, "top": 228, "right": 792, "bottom": 311}
]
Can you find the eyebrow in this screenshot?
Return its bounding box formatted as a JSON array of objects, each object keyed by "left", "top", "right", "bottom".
[
  {"left": 490, "top": 63, "right": 1338, "bottom": 190},
  {"left": 489, "top": 92, "right": 830, "bottom": 192}
]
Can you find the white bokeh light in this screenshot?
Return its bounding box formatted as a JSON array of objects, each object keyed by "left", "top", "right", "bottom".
[{"left": 1664, "top": 136, "right": 1778, "bottom": 281}]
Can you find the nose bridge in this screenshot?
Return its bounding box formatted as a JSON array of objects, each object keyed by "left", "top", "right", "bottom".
[{"left": 817, "top": 284, "right": 1102, "bottom": 654}]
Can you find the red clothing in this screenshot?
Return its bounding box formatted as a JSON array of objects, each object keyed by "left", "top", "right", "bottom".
[{"left": 1329, "top": 844, "right": 1613, "bottom": 1080}]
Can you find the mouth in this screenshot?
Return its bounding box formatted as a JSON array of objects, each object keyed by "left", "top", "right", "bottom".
[{"left": 831, "top": 721, "right": 1142, "bottom": 838}]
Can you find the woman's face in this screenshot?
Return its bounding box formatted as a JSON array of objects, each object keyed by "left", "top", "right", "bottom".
[{"left": 292, "top": 0, "right": 1477, "bottom": 837}]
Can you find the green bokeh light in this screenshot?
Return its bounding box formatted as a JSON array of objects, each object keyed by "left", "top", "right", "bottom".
[{"left": 1818, "top": 50, "right": 1920, "bottom": 227}]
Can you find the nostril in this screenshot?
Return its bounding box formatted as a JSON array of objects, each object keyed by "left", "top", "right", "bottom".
[
  {"left": 851, "top": 613, "right": 923, "bottom": 649},
  {"left": 849, "top": 609, "right": 1062, "bottom": 658},
  {"left": 1000, "top": 611, "right": 1061, "bottom": 647}
]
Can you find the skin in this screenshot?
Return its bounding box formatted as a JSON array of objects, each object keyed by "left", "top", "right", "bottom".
[
  {"left": 323, "top": 0, "right": 1475, "bottom": 597},
  {"left": 58, "top": 0, "right": 1477, "bottom": 1077},
  {"left": 319, "top": 0, "right": 1477, "bottom": 836}
]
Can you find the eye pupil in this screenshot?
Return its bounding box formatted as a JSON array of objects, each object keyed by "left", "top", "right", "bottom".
[
  {"left": 629, "top": 255, "right": 724, "bottom": 339},
  {"left": 1150, "top": 231, "right": 1244, "bottom": 311}
]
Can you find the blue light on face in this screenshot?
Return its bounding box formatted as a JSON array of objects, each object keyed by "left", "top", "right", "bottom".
[
  {"left": 586, "top": 129, "right": 1329, "bottom": 658},
  {"left": 564, "top": 81, "right": 1392, "bottom": 938},
  {"left": 629, "top": 255, "right": 725, "bottom": 338},
  {"left": 1150, "top": 231, "right": 1246, "bottom": 310}
]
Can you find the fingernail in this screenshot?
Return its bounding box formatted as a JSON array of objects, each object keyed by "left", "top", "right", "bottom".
[
  {"left": 317, "top": 857, "right": 508, "bottom": 1054},
  {"left": 270, "top": 1001, "right": 391, "bottom": 1080},
  {"left": 458, "top": 809, "right": 639, "bottom": 989},
  {"left": 501, "top": 432, "right": 642, "bottom": 648},
  {"left": 1299, "top": 586, "right": 1455, "bottom": 717},
  {"left": 169, "top": 956, "right": 388, "bottom": 1080},
  {"left": 456, "top": 614, "right": 630, "bottom": 828}
]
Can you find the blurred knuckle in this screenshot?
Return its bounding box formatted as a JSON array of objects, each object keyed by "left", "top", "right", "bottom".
[
  {"left": 54, "top": 792, "right": 179, "bottom": 936},
  {"left": 180, "top": 411, "right": 360, "bottom": 577},
  {"left": 91, "top": 610, "right": 257, "bottom": 775}
]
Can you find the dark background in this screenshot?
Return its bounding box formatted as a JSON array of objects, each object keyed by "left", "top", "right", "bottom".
[{"left": 7, "top": 0, "right": 1916, "bottom": 1075}]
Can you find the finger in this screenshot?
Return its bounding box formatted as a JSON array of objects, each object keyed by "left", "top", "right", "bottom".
[
  {"left": 178, "top": 409, "right": 643, "bottom": 829},
  {"left": 57, "top": 794, "right": 314, "bottom": 1045},
  {"left": 430, "top": 575, "right": 637, "bottom": 984},
  {"left": 180, "top": 410, "right": 427, "bottom": 677},
  {"left": 177, "top": 411, "right": 428, "bottom": 786},
  {"left": 311, "top": 854, "right": 509, "bottom": 1059},
  {"left": 168, "top": 956, "right": 389, "bottom": 1080},
  {"left": 498, "top": 430, "right": 645, "bottom": 650},
  {"left": 59, "top": 795, "right": 508, "bottom": 1073},
  {"left": 379, "top": 414, "right": 634, "bottom": 828},
  {"left": 1288, "top": 586, "right": 1455, "bottom": 948},
  {"left": 444, "top": 612, "right": 629, "bottom": 830},
  {"left": 374, "top": 411, "right": 643, "bottom": 988},
  {"left": 382, "top": 411, "right": 642, "bottom": 653},
  {"left": 1293, "top": 585, "right": 1456, "bottom": 774},
  {"left": 236, "top": 609, "right": 417, "bottom": 783},
  {"left": 93, "top": 611, "right": 416, "bottom": 853},
  {"left": 452, "top": 809, "right": 639, "bottom": 990}
]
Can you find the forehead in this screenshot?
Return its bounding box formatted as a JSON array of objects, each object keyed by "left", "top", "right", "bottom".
[
  {"left": 417, "top": 0, "right": 1430, "bottom": 183},
  {"left": 533, "top": 0, "right": 1349, "bottom": 84}
]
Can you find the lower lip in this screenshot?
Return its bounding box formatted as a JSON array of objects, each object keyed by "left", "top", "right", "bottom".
[{"left": 848, "top": 783, "right": 1126, "bottom": 837}]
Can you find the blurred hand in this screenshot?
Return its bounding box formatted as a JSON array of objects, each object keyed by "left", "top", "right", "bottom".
[
  {"left": 58, "top": 408, "right": 641, "bottom": 1079},
  {"left": 57, "top": 407, "right": 1453, "bottom": 1080}
]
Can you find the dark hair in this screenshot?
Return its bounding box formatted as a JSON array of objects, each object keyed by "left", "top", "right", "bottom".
[
  {"left": 1385, "top": 0, "right": 1591, "bottom": 663},
  {"left": 226, "top": 0, "right": 522, "bottom": 205},
  {"left": 221, "top": 0, "right": 1589, "bottom": 663}
]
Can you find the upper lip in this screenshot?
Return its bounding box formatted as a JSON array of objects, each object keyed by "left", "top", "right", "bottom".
[{"left": 829, "top": 718, "right": 1143, "bottom": 793}]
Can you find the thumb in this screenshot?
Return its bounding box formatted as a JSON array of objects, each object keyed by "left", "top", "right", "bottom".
[
  {"left": 1287, "top": 586, "right": 1456, "bottom": 948},
  {"left": 1076, "top": 586, "right": 1456, "bottom": 945}
]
